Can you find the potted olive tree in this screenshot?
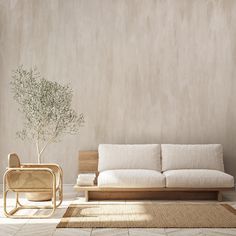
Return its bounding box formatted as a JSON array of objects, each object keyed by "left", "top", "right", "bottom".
[{"left": 11, "top": 66, "right": 84, "bottom": 200}]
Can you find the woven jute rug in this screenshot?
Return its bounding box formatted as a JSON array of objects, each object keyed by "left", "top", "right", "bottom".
[{"left": 57, "top": 203, "right": 236, "bottom": 228}]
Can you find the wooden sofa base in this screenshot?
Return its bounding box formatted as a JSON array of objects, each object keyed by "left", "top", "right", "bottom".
[
  {"left": 74, "top": 186, "right": 234, "bottom": 202},
  {"left": 88, "top": 190, "right": 220, "bottom": 201}
]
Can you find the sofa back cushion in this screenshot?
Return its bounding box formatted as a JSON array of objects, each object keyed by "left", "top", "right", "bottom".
[
  {"left": 161, "top": 144, "right": 224, "bottom": 171},
  {"left": 98, "top": 144, "right": 161, "bottom": 172}
]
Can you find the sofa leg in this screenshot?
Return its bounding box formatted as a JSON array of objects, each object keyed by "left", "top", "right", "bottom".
[{"left": 217, "top": 191, "right": 223, "bottom": 201}]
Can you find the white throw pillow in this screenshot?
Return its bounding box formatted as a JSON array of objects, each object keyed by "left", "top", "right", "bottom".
[
  {"left": 161, "top": 144, "right": 224, "bottom": 171},
  {"left": 98, "top": 144, "right": 161, "bottom": 171}
]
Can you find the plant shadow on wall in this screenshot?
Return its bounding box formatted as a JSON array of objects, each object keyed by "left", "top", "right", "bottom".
[{"left": 11, "top": 65, "right": 85, "bottom": 163}]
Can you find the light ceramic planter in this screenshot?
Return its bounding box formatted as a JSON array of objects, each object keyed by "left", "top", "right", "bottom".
[{"left": 25, "top": 192, "right": 52, "bottom": 201}]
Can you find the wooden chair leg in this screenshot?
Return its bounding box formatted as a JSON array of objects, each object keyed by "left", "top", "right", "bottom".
[
  {"left": 4, "top": 191, "right": 56, "bottom": 219},
  {"left": 3, "top": 190, "right": 19, "bottom": 217},
  {"left": 56, "top": 170, "right": 63, "bottom": 207},
  {"left": 56, "top": 188, "right": 63, "bottom": 207}
]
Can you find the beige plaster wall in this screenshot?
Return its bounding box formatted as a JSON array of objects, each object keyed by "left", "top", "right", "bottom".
[{"left": 0, "top": 0, "right": 236, "bottom": 183}]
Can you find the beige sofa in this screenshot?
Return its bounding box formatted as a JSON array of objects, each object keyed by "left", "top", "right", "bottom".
[{"left": 75, "top": 144, "right": 234, "bottom": 201}]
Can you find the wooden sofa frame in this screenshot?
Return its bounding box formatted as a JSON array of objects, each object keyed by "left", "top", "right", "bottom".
[{"left": 74, "top": 151, "right": 234, "bottom": 201}]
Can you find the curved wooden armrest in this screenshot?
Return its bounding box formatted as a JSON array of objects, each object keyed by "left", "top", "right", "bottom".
[
  {"left": 21, "top": 163, "right": 61, "bottom": 169},
  {"left": 21, "top": 163, "right": 62, "bottom": 176}
]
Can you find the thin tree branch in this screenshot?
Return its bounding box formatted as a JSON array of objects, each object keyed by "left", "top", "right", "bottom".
[
  {"left": 39, "top": 135, "right": 56, "bottom": 157},
  {"left": 38, "top": 119, "right": 61, "bottom": 158},
  {"left": 36, "top": 139, "right": 41, "bottom": 163}
]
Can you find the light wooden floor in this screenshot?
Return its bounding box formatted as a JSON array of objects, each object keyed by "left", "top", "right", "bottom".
[{"left": 0, "top": 192, "right": 236, "bottom": 236}]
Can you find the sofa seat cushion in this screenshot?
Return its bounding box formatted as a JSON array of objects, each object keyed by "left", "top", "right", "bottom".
[
  {"left": 98, "top": 169, "right": 165, "bottom": 188},
  {"left": 164, "top": 169, "right": 234, "bottom": 188}
]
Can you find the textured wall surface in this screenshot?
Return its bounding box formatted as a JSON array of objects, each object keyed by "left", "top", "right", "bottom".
[{"left": 0, "top": 0, "right": 236, "bottom": 183}]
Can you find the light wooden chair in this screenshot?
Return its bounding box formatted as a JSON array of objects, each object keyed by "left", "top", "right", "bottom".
[{"left": 3, "top": 153, "right": 63, "bottom": 218}]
